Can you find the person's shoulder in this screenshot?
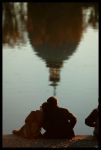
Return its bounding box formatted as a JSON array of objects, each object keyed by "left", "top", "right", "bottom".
[
  {"left": 29, "top": 111, "right": 36, "bottom": 114},
  {"left": 36, "top": 110, "right": 41, "bottom": 112},
  {"left": 92, "top": 109, "right": 98, "bottom": 114},
  {"left": 29, "top": 110, "right": 40, "bottom": 115},
  {"left": 89, "top": 109, "right": 98, "bottom": 117},
  {"left": 58, "top": 107, "right": 69, "bottom": 113},
  {"left": 36, "top": 110, "right": 43, "bottom": 115},
  {"left": 61, "top": 106, "right": 68, "bottom": 110}
]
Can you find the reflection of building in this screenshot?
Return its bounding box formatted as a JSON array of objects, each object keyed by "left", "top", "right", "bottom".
[
  {"left": 2, "top": 3, "right": 98, "bottom": 95},
  {"left": 27, "top": 3, "right": 83, "bottom": 95}
]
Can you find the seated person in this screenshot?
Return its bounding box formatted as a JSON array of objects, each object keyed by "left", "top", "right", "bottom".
[
  {"left": 12, "top": 107, "right": 43, "bottom": 139},
  {"left": 85, "top": 105, "right": 99, "bottom": 140},
  {"left": 41, "top": 97, "right": 77, "bottom": 139}
]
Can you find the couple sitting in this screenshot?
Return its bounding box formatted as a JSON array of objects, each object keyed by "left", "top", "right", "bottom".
[{"left": 13, "top": 96, "right": 77, "bottom": 139}]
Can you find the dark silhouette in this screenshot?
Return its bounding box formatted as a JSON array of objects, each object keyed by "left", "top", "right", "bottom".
[
  {"left": 12, "top": 98, "right": 77, "bottom": 140},
  {"left": 42, "top": 96, "right": 77, "bottom": 139},
  {"left": 85, "top": 105, "right": 99, "bottom": 140},
  {"left": 12, "top": 108, "right": 43, "bottom": 139}
]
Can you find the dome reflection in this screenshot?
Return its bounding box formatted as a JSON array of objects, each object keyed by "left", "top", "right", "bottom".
[
  {"left": 2, "top": 2, "right": 98, "bottom": 96},
  {"left": 27, "top": 3, "right": 83, "bottom": 95}
]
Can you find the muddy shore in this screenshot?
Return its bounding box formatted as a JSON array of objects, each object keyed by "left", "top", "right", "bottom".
[{"left": 2, "top": 134, "right": 99, "bottom": 148}]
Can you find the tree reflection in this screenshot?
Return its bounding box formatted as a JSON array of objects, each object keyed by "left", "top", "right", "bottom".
[
  {"left": 2, "top": 3, "right": 27, "bottom": 47},
  {"left": 82, "top": 3, "right": 98, "bottom": 29},
  {"left": 2, "top": 3, "right": 98, "bottom": 47}
]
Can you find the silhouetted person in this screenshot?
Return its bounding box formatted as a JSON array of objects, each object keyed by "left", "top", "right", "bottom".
[
  {"left": 12, "top": 106, "right": 44, "bottom": 139},
  {"left": 85, "top": 105, "right": 99, "bottom": 141},
  {"left": 42, "top": 96, "right": 77, "bottom": 139}
]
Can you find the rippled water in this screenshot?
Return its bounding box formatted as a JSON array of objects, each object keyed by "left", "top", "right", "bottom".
[{"left": 3, "top": 3, "right": 98, "bottom": 135}]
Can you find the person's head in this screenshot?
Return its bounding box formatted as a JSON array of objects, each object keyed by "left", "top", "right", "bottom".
[
  {"left": 41, "top": 102, "right": 49, "bottom": 112},
  {"left": 47, "top": 96, "right": 57, "bottom": 108}
]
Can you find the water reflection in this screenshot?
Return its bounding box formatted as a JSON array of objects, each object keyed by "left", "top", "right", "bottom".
[
  {"left": 27, "top": 3, "right": 83, "bottom": 96},
  {"left": 2, "top": 3, "right": 27, "bottom": 47},
  {"left": 2, "top": 3, "right": 98, "bottom": 96},
  {"left": 27, "top": 3, "right": 98, "bottom": 96},
  {"left": 82, "top": 3, "right": 98, "bottom": 29},
  {"left": 2, "top": 2, "right": 98, "bottom": 135},
  {"left": 2, "top": 3, "right": 98, "bottom": 46}
]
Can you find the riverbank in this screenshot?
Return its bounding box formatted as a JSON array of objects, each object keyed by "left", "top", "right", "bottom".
[{"left": 2, "top": 134, "right": 99, "bottom": 148}]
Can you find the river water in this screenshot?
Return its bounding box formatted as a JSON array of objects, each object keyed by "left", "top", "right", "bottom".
[{"left": 3, "top": 3, "right": 98, "bottom": 135}]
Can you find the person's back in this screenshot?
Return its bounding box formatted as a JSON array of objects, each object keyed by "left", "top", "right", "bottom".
[
  {"left": 42, "top": 97, "right": 77, "bottom": 139},
  {"left": 25, "top": 110, "right": 43, "bottom": 126},
  {"left": 85, "top": 107, "right": 99, "bottom": 140},
  {"left": 13, "top": 109, "right": 43, "bottom": 139},
  {"left": 44, "top": 107, "right": 76, "bottom": 139}
]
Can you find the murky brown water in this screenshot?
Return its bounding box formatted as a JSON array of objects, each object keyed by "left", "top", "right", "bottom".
[{"left": 3, "top": 3, "right": 98, "bottom": 135}]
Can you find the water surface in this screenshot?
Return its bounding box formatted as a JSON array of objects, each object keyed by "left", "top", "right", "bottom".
[{"left": 3, "top": 3, "right": 98, "bottom": 135}]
